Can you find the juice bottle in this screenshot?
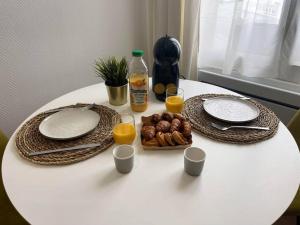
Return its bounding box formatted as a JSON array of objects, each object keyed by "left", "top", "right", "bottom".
[{"left": 129, "top": 50, "right": 149, "bottom": 112}]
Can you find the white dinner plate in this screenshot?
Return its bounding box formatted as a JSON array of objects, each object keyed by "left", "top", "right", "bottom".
[
  {"left": 39, "top": 109, "right": 100, "bottom": 140},
  {"left": 203, "top": 96, "right": 260, "bottom": 123}
]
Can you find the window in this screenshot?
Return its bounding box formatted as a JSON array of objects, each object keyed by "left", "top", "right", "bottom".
[{"left": 198, "top": 0, "right": 300, "bottom": 84}]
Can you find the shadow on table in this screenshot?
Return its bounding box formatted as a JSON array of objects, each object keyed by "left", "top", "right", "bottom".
[
  {"left": 97, "top": 167, "right": 127, "bottom": 187},
  {"left": 177, "top": 170, "right": 203, "bottom": 192}
]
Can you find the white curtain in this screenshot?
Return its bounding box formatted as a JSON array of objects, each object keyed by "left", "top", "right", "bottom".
[
  {"left": 145, "top": 0, "right": 201, "bottom": 80},
  {"left": 198, "top": 0, "right": 300, "bottom": 84}
]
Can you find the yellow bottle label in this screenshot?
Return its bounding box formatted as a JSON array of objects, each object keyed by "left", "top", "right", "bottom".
[{"left": 129, "top": 73, "right": 148, "bottom": 106}]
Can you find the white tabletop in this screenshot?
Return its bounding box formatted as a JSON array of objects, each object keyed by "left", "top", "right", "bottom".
[{"left": 2, "top": 79, "right": 300, "bottom": 225}]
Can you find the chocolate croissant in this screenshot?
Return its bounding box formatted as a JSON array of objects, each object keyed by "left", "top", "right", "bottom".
[
  {"left": 182, "top": 121, "right": 192, "bottom": 137},
  {"left": 170, "top": 118, "right": 181, "bottom": 133},
  {"left": 164, "top": 133, "right": 176, "bottom": 146},
  {"left": 162, "top": 112, "right": 173, "bottom": 122},
  {"left": 155, "top": 120, "right": 171, "bottom": 133},
  {"left": 172, "top": 131, "right": 187, "bottom": 145},
  {"left": 156, "top": 132, "right": 168, "bottom": 146},
  {"left": 142, "top": 116, "right": 154, "bottom": 126},
  {"left": 174, "top": 113, "right": 185, "bottom": 121},
  {"left": 141, "top": 126, "right": 156, "bottom": 141},
  {"left": 152, "top": 114, "right": 161, "bottom": 123},
  {"left": 142, "top": 138, "right": 160, "bottom": 146}
]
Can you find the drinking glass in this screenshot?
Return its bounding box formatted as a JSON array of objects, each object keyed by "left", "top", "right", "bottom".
[
  {"left": 112, "top": 112, "right": 136, "bottom": 144},
  {"left": 165, "top": 87, "right": 184, "bottom": 113}
]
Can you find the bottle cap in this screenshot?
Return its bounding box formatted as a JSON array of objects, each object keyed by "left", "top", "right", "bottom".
[{"left": 132, "top": 49, "right": 144, "bottom": 57}]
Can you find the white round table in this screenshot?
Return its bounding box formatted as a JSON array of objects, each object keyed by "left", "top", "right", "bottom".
[{"left": 2, "top": 79, "right": 300, "bottom": 225}]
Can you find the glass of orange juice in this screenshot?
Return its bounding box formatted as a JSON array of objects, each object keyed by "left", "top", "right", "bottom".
[
  {"left": 112, "top": 112, "right": 136, "bottom": 144},
  {"left": 165, "top": 87, "right": 184, "bottom": 113}
]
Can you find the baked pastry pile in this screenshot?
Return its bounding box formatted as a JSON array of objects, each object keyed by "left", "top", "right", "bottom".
[{"left": 141, "top": 112, "right": 192, "bottom": 147}]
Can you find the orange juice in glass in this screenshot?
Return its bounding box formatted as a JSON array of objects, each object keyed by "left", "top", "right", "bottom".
[
  {"left": 165, "top": 87, "right": 184, "bottom": 113},
  {"left": 113, "top": 112, "right": 136, "bottom": 144}
]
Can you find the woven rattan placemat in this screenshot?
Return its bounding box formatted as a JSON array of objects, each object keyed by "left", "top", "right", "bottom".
[
  {"left": 16, "top": 104, "right": 119, "bottom": 165},
  {"left": 183, "top": 94, "right": 279, "bottom": 144}
]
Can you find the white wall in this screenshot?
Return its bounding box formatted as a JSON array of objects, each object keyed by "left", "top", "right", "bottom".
[{"left": 0, "top": 0, "right": 147, "bottom": 136}]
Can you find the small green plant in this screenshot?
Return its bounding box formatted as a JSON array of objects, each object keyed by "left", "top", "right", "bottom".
[{"left": 94, "top": 57, "right": 128, "bottom": 87}]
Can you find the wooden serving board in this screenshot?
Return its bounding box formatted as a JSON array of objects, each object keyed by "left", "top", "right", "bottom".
[{"left": 142, "top": 143, "right": 192, "bottom": 150}]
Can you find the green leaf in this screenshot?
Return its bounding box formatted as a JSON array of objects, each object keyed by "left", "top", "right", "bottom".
[{"left": 94, "top": 56, "right": 128, "bottom": 86}]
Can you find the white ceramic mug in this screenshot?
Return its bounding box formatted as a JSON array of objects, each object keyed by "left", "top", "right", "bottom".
[
  {"left": 184, "top": 147, "right": 206, "bottom": 176},
  {"left": 113, "top": 145, "right": 135, "bottom": 173}
]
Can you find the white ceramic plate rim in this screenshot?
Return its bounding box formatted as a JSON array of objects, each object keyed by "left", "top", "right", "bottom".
[
  {"left": 203, "top": 96, "right": 260, "bottom": 123},
  {"left": 39, "top": 109, "right": 100, "bottom": 140}
]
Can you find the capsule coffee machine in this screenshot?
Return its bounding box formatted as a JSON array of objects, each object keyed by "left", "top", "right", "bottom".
[{"left": 152, "top": 35, "right": 181, "bottom": 101}]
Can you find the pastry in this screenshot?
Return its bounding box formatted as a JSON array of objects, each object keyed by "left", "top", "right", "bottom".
[
  {"left": 142, "top": 116, "right": 154, "bottom": 126},
  {"left": 141, "top": 112, "right": 192, "bottom": 148},
  {"left": 156, "top": 132, "right": 168, "bottom": 146},
  {"left": 172, "top": 131, "right": 186, "bottom": 145},
  {"left": 141, "top": 126, "right": 156, "bottom": 141},
  {"left": 170, "top": 118, "right": 181, "bottom": 132},
  {"left": 164, "top": 133, "right": 176, "bottom": 146},
  {"left": 156, "top": 120, "right": 171, "bottom": 133},
  {"left": 182, "top": 121, "right": 192, "bottom": 137},
  {"left": 142, "top": 138, "right": 160, "bottom": 146},
  {"left": 162, "top": 112, "right": 173, "bottom": 122},
  {"left": 152, "top": 114, "right": 161, "bottom": 123},
  {"left": 186, "top": 136, "right": 193, "bottom": 144},
  {"left": 174, "top": 113, "right": 185, "bottom": 121}
]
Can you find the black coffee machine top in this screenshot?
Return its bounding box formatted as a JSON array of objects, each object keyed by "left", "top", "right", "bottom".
[{"left": 152, "top": 35, "right": 181, "bottom": 101}]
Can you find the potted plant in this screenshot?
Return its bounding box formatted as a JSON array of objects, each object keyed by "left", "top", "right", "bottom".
[{"left": 95, "top": 57, "right": 128, "bottom": 106}]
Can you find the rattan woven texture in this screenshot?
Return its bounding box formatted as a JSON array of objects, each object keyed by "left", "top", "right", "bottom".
[
  {"left": 15, "top": 104, "right": 119, "bottom": 165},
  {"left": 183, "top": 94, "right": 279, "bottom": 144}
]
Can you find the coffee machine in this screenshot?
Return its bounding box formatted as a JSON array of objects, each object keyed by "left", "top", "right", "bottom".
[{"left": 152, "top": 35, "right": 181, "bottom": 101}]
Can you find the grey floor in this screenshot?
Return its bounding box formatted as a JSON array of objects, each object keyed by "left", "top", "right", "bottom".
[{"left": 273, "top": 216, "right": 297, "bottom": 225}]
